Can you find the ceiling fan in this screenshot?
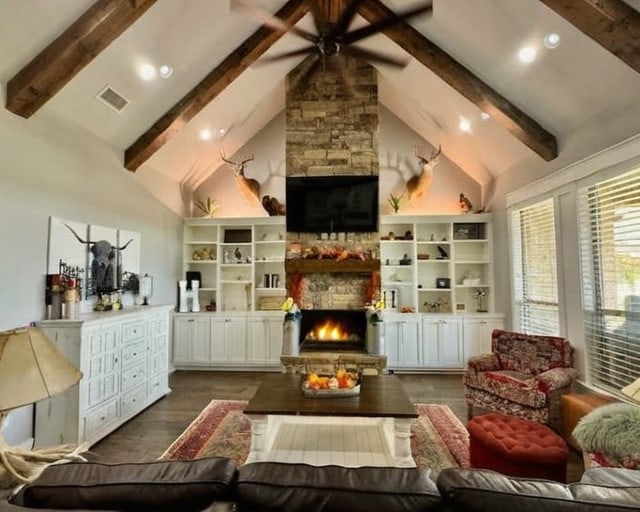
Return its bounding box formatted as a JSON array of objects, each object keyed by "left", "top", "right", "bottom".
[{"left": 232, "top": 0, "right": 433, "bottom": 90}]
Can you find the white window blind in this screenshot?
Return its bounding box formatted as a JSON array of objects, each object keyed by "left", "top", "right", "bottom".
[
  {"left": 512, "top": 198, "right": 560, "bottom": 335},
  {"left": 578, "top": 167, "right": 640, "bottom": 394}
]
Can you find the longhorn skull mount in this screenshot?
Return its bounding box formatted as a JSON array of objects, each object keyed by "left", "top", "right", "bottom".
[{"left": 64, "top": 224, "right": 133, "bottom": 295}]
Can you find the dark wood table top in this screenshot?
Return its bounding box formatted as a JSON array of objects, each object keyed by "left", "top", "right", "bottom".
[{"left": 244, "top": 374, "right": 417, "bottom": 418}]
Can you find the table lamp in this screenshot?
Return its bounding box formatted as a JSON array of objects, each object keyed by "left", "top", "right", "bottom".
[{"left": 0, "top": 327, "right": 84, "bottom": 488}]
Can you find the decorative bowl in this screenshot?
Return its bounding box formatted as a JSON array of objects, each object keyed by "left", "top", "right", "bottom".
[{"left": 300, "top": 370, "right": 361, "bottom": 398}]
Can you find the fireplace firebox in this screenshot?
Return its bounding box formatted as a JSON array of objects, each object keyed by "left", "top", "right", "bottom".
[{"left": 299, "top": 309, "right": 367, "bottom": 352}]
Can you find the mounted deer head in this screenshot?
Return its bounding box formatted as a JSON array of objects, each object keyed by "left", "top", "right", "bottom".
[
  {"left": 406, "top": 144, "right": 442, "bottom": 202},
  {"left": 220, "top": 149, "right": 261, "bottom": 206}
]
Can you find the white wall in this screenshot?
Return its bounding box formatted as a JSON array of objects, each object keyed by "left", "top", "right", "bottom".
[
  {"left": 193, "top": 106, "right": 482, "bottom": 217},
  {"left": 0, "top": 107, "right": 183, "bottom": 445}
]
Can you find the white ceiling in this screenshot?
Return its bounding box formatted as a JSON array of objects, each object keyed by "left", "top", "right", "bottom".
[{"left": 2, "top": 0, "right": 640, "bottom": 201}]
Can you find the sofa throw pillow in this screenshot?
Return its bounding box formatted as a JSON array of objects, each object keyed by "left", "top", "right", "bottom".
[
  {"left": 11, "top": 457, "right": 237, "bottom": 512},
  {"left": 572, "top": 402, "right": 640, "bottom": 469}
]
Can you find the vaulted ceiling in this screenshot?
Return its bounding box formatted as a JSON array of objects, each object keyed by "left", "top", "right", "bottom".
[{"left": 2, "top": 0, "right": 640, "bottom": 205}]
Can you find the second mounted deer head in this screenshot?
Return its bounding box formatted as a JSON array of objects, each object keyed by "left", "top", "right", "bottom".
[
  {"left": 220, "top": 149, "right": 261, "bottom": 205},
  {"left": 406, "top": 144, "right": 442, "bottom": 202}
]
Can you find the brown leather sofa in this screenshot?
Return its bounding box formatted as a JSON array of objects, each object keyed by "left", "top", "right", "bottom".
[{"left": 2, "top": 458, "right": 640, "bottom": 511}]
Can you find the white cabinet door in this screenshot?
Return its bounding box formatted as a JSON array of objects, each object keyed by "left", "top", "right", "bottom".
[
  {"left": 210, "top": 315, "right": 247, "bottom": 364},
  {"left": 440, "top": 318, "right": 463, "bottom": 367},
  {"left": 248, "top": 315, "right": 282, "bottom": 365},
  {"left": 173, "top": 316, "right": 210, "bottom": 364},
  {"left": 225, "top": 316, "right": 247, "bottom": 363},
  {"left": 383, "top": 321, "right": 401, "bottom": 367},
  {"left": 420, "top": 319, "right": 441, "bottom": 367},
  {"left": 420, "top": 315, "right": 463, "bottom": 368},
  {"left": 384, "top": 314, "right": 419, "bottom": 367},
  {"left": 463, "top": 316, "right": 505, "bottom": 360}
]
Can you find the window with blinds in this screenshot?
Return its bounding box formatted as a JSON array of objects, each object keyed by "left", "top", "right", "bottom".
[
  {"left": 578, "top": 167, "right": 640, "bottom": 394},
  {"left": 511, "top": 198, "right": 560, "bottom": 335}
]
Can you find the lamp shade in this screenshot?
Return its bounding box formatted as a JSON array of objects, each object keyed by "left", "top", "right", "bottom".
[{"left": 0, "top": 327, "right": 82, "bottom": 411}]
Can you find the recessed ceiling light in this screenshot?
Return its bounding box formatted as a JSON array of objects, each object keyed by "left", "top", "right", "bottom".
[
  {"left": 459, "top": 117, "right": 472, "bottom": 133},
  {"left": 159, "top": 65, "right": 173, "bottom": 78},
  {"left": 518, "top": 46, "right": 537, "bottom": 63},
  {"left": 543, "top": 33, "right": 560, "bottom": 49},
  {"left": 138, "top": 63, "right": 157, "bottom": 81},
  {"left": 480, "top": 112, "right": 491, "bottom": 121},
  {"left": 199, "top": 128, "right": 213, "bottom": 141}
]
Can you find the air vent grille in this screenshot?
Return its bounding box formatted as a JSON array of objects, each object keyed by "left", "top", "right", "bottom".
[{"left": 96, "top": 85, "right": 129, "bottom": 113}]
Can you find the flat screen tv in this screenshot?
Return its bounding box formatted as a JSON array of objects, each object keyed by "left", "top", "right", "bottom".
[{"left": 286, "top": 175, "right": 379, "bottom": 233}]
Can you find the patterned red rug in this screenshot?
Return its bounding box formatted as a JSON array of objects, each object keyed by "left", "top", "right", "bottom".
[{"left": 161, "top": 400, "right": 470, "bottom": 472}]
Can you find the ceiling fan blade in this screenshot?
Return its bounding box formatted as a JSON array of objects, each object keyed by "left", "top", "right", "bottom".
[
  {"left": 342, "top": 2, "right": 433, "bottom": 45},
  {"left": 343, "top": 45, "right": 407, "bottom": 68},
  {"left": 288, "top": 54, "right": 321, "bottom": 93},
  {"left": 257, "top": 45, "right": 318, "bottom": 64},
  {"left": 231, "top": 0, "right": 317, "bottom": 43},
  {"left": 329, "top": 0, "right": 362, "bottom": 38},
  {"left": 308, "top": 0, "right": 328, "bottom": 36}
]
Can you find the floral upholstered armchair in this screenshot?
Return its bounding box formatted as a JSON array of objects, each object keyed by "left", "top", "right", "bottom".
[{"left": 464, "top": 329, "right": 579, "bottom": 430}]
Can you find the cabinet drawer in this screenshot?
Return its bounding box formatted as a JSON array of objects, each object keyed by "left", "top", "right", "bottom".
[
  {"left": 121, "top": 383, "right": 147, "bottom": 418},
  {"left": 121, "top": 340, "right": 145, "bottom": 368},
  {"left": 83, "top": 398, "right": 119, "bottom": 442},
  {"left": 85, "top": 371, "right": 119, "bottom": 409},
  {"left": 150, "top": 316, "right": 168, "bottom": 337},
  {"left": 121, "top": 362, "right": 146, "bottom": 392},
  {"left": 147, "top": 373, "right": 167, "bottom": 400},
  {"left": 149, "top": 351, "right": 167, "bottom": 375},
  {"left": 122, "top": 320, "right": 145, "bottom": 342}
]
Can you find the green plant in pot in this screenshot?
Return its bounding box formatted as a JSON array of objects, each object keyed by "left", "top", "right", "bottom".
[{"left": 388, "top": 193, "right": 404, "bottom": 214}]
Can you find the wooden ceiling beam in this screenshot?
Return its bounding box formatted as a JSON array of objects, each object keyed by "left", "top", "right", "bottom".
[
  {"left": 538, "top": 0, "right": 640, "bottom": 74},
  {"left": 125, "top": 0, "right": 310, "bottom": 172},
  {"left": 357, "top": 0, "right": 558, "bottom": 161},
  {"left": 6, "top": 0, "right": 157, "bottom": 119}
]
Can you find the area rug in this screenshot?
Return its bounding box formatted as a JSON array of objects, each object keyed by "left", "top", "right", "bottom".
[{"left": 161, "top": 399, "right": 470, "bottom": 473}]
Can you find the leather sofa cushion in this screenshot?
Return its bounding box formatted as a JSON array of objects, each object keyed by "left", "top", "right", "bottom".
[
  {"left": 11, "top": 457, "right": 237, "bottom": 512},
  {"left": 236, "top": 462, "right": 441, "bottom": 512},
  {"left": 437, "top": 467, "right": 640, "bottom": 512}
]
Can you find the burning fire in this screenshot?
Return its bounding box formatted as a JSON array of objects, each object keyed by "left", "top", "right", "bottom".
[{"left": 305, "top": 320, "right": 360, "bottom": 342}]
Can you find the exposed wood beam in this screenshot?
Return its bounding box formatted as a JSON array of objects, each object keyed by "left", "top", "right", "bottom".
[
  {"left": 125, "top": 0, "right": 310, "bottom": 172},
  {"left": 357, "top": 0, "right": 558, "bottom": 161},
  {"left": 6, "top": 0, "right": 156, "bottom": 119},
  {"left": 538, "top": 0, "right": 640, "bottom": 74}
]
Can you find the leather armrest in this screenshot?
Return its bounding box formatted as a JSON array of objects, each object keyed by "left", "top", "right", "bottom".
[
  {"left": 10, "top": 457, "right": 237, "bottom": 512},
  {"left": 438, "top": 467, "right": 640, "bottom": 512}
]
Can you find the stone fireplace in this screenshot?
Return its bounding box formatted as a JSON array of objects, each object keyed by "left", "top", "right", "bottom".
[
  {"left": 284, "top": 56, "right": 380, "bottom": 312},
  {"left": 283, "top": 56, "right": 383, "bottom": 369}
]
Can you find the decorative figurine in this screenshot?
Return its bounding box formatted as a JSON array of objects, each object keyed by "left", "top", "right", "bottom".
[{"left": 459, "top": 193, "right": 473, "bottom": 214}]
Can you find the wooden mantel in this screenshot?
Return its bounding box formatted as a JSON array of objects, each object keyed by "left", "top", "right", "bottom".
[{"left": 285, "top": 259, "right": 381, "bottom": 274}]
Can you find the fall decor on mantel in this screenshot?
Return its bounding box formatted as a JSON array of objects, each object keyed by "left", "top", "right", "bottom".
[{"left": 285, "top": 259, "right": 380, "bottom": 274}]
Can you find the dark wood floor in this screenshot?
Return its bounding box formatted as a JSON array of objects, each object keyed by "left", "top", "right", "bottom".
[{"left": 91, "top": 370, "right": 583, "bottom": 481}]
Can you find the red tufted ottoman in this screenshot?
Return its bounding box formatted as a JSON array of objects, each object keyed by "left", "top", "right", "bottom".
[{"left": 468, "top": 413, "right": 569, "bottom": 482}]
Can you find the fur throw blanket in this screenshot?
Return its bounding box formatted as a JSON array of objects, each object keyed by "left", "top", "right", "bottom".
[{"left": 573, "top": 402, "right": 640, "bottom": 467}]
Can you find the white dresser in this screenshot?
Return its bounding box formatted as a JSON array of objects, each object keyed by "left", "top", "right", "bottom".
[{"left": 35, "top": 305, "right": 172, "bottom": 448}]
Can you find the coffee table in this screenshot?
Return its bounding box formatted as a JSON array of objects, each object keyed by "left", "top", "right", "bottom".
[{"left": 244, "top": 374, "right": 418, "bottom": 467}]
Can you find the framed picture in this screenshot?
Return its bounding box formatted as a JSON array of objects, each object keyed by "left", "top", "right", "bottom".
[
  {"left": 456, "top": 303, "right": 466, "bottom": 312},
  {"left": 436, "top": 277, "right": 450, "bottom": 289},
  {"left": 224, "top": 229, "right": 251, "bottom": 243},
  {"left": 453, "top": 223, "right": 481, "bottom": 240}
]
